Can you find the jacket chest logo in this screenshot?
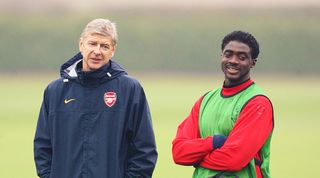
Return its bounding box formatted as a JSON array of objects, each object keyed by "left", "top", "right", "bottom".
[
  {"left": 104, "top": 91, "right": 117, "bottom": 107},
  {"left": 64, "top": 98, "right": 76, "bottom": 104}
]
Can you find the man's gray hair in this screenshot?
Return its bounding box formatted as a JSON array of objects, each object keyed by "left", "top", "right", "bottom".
[{"left": 81, "top": 18, "right": 118, "bottom": 46}]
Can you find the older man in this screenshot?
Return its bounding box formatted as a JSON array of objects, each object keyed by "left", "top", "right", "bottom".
[{"left": 34, "top": 18, "right": 157, "bottom": 178}]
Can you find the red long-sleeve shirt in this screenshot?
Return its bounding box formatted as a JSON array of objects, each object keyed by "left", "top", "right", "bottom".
[{"left": 172, "top": 80, "right": 274, "bottom": 177}]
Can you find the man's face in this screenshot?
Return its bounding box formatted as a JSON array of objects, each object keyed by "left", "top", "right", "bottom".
[
  {"left": 79, "top": 33, "right": 116, "bottom": 72},
  {"left": 221, "top": 41, "right": 256, "bottom": 86}
]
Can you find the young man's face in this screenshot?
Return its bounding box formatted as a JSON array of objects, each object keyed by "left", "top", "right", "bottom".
[
  {"left": 221, "top": 41, "right": 256, "bottom": 86},
  {"left": 79, "top": 33, "right": 116, "bottom": 72}
]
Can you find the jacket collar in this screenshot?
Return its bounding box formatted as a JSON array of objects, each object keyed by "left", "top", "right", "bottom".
[{"left": 60, "top": 52, "right": 127, "bottom": 87}]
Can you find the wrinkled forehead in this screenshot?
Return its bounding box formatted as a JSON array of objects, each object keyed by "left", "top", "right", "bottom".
[{"left": 82, "top": 33, "right": 115, "bottom": 46}]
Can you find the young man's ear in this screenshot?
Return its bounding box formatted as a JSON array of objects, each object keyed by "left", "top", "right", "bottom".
[{"left": 251, "top": 59, "right": 257, "bottom": 68}]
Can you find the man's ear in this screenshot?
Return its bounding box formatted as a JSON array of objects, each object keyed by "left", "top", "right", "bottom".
[
  {"left": 111, "top": 45, "right": 117, "bottom": 58},
  {"left": 79, "top": 38, "right": 83, "bottom": 52},
  {"left": 251, "top": 59, "right": 257, "bottom": 68}
]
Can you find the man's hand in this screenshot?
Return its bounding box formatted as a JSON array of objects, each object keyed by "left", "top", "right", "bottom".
[{"left": 213, "top": 135, "right": 228, "bottom": 149}]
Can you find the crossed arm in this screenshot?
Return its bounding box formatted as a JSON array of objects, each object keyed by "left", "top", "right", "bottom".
[{"left": 172, "top": 96, "right": 273, "bottom": 171}]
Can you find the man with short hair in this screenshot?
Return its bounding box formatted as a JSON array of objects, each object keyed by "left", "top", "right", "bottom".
[
  {"left": 34, "top": 18, "right": 157, "bottom": 178},
  {"left": 172, "top": 31, "right": 274, "bottom": 178}
]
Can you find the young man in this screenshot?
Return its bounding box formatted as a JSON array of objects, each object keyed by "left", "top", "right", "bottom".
[
  {"left": 172, "top": 31, "right": 274, "bottom": 178},
  {"left": 34, "top": 18, "right": 157, "bottom": 178}
]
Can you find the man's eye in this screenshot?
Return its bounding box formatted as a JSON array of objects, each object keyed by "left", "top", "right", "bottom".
[
  {"left": 224, "top": 52, "right": 232, "bottom": 58},
  {"left": 238, "top": 55, "right": 247, "bottom": 61},
  {"left": 102, "top": 45, "right": 110, "bottom": 50},
  {"left": 88, "top": 42, "right": 96, "bottom": 46}
]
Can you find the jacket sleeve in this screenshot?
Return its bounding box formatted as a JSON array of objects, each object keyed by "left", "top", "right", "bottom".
[
  {"left": 199, "top": 96, "right": 274, "bottom": 171},
  {"left": 125, "top": 85, "right": 158, "bottom": 178},
  {"left": 172, "top": 97, "right": 214, "bottom": 166},
  {"left": 34, "top": 89, "right": 52, "bottom": 178}
]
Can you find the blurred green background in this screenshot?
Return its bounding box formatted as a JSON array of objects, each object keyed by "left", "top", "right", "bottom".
[
  {"left": 0, "top": 1, "right": 320, "bottom": 177},
  {"left": 1, "top": 9, "right": 320, "bottom": 73}
]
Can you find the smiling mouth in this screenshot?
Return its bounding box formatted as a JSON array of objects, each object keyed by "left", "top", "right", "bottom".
[{"left": 226, "top": 66, "right": 239, "bottom": 74}]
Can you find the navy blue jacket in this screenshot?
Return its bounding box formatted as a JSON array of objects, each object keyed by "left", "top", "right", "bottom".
[{"left": 34, "top": 53, "right": 157, "bottom": 178}]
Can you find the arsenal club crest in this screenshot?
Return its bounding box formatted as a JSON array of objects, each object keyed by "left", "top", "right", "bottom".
[{"left": 104, "top": 92, "right": 117, "bottom": 107}]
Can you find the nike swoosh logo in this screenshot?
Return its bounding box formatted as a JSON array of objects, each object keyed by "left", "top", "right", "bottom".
[{"left": 64, "top": 98, "right": 76, "bottom": 104}]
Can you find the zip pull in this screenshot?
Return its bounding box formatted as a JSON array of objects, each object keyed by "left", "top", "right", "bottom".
[{"left": 107, "top": 72, "right": 112, "bottom": 77}]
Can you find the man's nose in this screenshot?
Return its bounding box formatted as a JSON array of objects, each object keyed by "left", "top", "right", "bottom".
[
  {"left": 229, "top": 55, "right": 239, "bottom": 63},
  {"left": 93, "top": 45, "right": 102, "bottom": 55}
]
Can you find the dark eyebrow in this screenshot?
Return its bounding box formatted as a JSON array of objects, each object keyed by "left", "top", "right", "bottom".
[
  {"left": 223, "top": 50, "right": 249, "bottom": 56},
  {"left": 223, "top": 49, "right": 233, "bottom": 53},
  {"left": 237, "top": 52, "right": 250, "bottom": 57}
]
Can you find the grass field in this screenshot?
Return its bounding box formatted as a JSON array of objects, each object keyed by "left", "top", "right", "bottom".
[{"left": 0, "top": 73, "right": 319, "bottom": 178}]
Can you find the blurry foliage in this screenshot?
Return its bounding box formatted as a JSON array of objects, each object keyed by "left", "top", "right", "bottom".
[{"left": 0, "top": 9, "right": 319, "bottom": 74}]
